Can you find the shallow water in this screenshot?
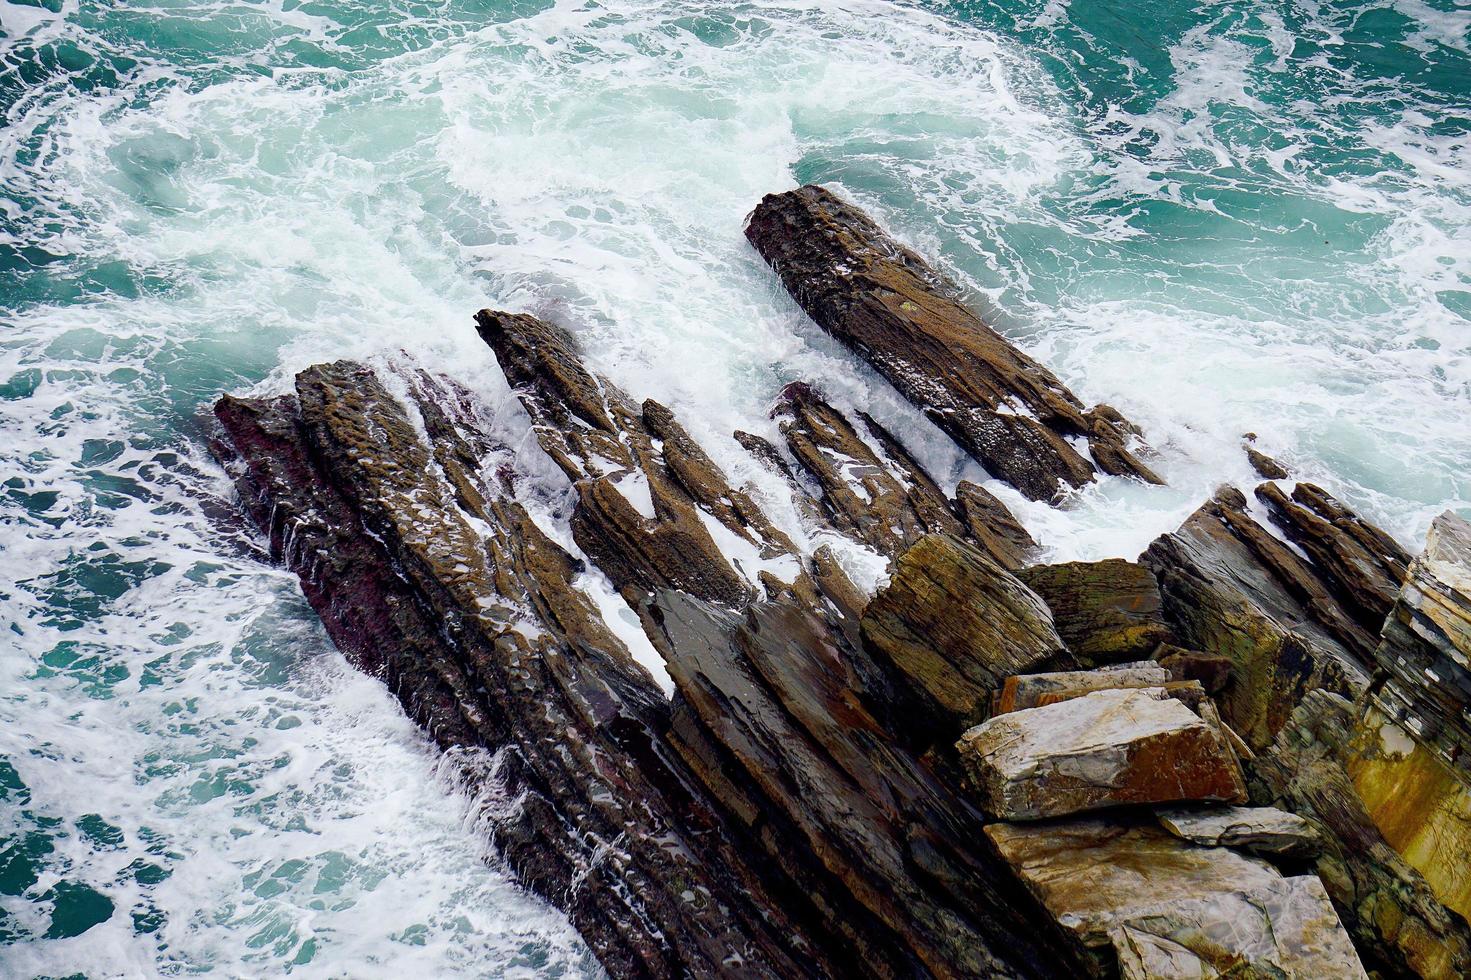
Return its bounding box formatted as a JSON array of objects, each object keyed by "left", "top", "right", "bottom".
[{"left": 2, "top": 0, "right": 1467, "bottom": 974}]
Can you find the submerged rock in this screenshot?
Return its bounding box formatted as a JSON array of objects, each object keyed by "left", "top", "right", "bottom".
[
  {"left": 987, "top": 818, "right": 1367, "bottom": 979},
  {"left": 1154, "top": 804, "right": 1320, "bottom": 858},
  {"left": 1247, "top": 445, "right": 1290, "bottom": 480},
  {"left": 957, "top": 686, "right": 1248, "bottom": 821},
  {"left": 745, "top": 185, "right": 1161, "bottom": 502}
]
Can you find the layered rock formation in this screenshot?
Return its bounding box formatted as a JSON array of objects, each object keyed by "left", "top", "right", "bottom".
[
  {"left": 1143, "top": 486, "right": 1380, "bottom": 750},
  {"left": 208, "top": 187, "right": 1471, "bottom": 979},
  {"left": 745, "top": 185, "right": 1162, "bottom": 502}
]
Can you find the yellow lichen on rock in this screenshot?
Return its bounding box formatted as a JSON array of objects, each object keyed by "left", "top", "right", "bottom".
[{"left": 1346, "top": 707, "right": 1471, "bottom": 921}]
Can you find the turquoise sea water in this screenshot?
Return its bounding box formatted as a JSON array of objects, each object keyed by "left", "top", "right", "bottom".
[{"left": 2, "top": 0, "right": 1467, "bottom": 974}]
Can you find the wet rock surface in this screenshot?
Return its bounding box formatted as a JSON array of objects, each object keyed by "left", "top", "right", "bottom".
[
  {"left": 1141, "top": 486, "right": 1370, "bottom": 750},
  {"left": 860, "top": 533, "right": 1070, "bottom": 737},
  {"left": 208, "top": 187, "right": 1467, "bottom": 979},
  {"left": 745, "top": 185, "right": 1161, "bottom": 502}
]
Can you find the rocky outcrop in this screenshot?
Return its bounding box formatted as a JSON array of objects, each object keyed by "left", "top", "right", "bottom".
[
  {"left": 215, "top": 361, "right": 824, "bottom": 976},
  {"left": 745, "top": 185, "right": 1161, "bottom": 502},
  {"left": 987, "top": 818, "right": 1366, "bottom": 979},
  {"left": 954, "top": 479, "right": 1037, "bottom": 571},
  {"left": 647, "top": 589, "right": 1081, "bottom": 979},
  {"left": 212, "top": 347, "right": 1087, "bottom": 978},
  {"left": 208, "top": 190, "right": 1465, "bottom": 980},
  {"left": 1141, "top": 486, "right": 1373, "bottom": 750},
  {"left": 1337, "top": 513, "right": 1471, "bottom": 927},
  {"left": 1366, "top": 511, "right": 1471, "bottom": 769},
  {"left": 771, "top": 383, "right": 964, "bottom": 558},
  {"left": 474, "top": 310, "right": 804, "bottom": 608},
  {"left": 1016, "top": 559, "right": 1173, "bottom": 664},
  {"left": 1250, "top": 690, "right": 1471, "bottom": 979},
  {"left": 958, "top": 686, "right": 1248, "bottom": 820},
  {"left": 1255, "top": 481, "right": 1411, "bottom": 634},
  {"left": 859, "top": 533, "right": 1070, "bottom": 738}
]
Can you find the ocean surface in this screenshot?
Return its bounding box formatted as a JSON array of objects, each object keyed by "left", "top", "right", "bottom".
[{"left": 1, "top": 0, "right": 1467, "bottom": 974}]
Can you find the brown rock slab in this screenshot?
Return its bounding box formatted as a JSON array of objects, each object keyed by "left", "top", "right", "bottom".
[
  {"left": 1154, "top": 804, "right": 1321, "bottom": 858},
  {"left": 993, "top": 663, "right": 1171, "bottom": 714},
  {"left": 860, "top": 533, "right": 1069, "bottom": 735},
  {"left": 1018, "top": 558, "right": 1174, "bottom": 664},
  {"left": 953, "top": 479, "right": 1038, "bottom": 571},
  {"left": 957, "top": 686, "right": 1248, "bottom": 821}
]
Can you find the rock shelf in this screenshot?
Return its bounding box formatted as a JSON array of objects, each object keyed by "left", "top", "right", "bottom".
[{"left": 209, "top": 186, "right": 1471, "bottom": 978}]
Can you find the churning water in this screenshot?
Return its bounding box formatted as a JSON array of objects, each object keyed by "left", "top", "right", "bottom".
[{"left": 2, "top": 0, "right": 1467, "bottom": 974}]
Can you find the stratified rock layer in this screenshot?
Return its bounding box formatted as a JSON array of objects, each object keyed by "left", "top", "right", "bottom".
[
  {"left": 216, "top": 361, "right": 825, "bottom": 977},
  {"left": 1017, "top": 559, "right": 1174, "bottom": 664},
  {"left": 1367, "top": 511, "right": 1471, "bottom": 769},
  {"left": 1250, "top": 689, "right": 1471, "bottom": 979},
  {"left": 745, "top": 185, "right": 1161, "bottom": 502},
  {"left": 860, "top": 533, "right": 1070, "bottom": 737},
  {"left": 1142, "top": 487, "right": 1371, "bottom": 750},
  {"left": 212, "top": 345, "right": 1083, "bottom": 978}
]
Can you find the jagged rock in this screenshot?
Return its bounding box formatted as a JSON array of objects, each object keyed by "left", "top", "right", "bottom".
[
  {"left": 1154, "top": 645, "right": 1234, "bottom": 695},
  {"left": 1017, "top": 559, "right": 1174, "bottom": 664},
  {"left": 957, "top": 687, "right": 1248, "bottom": 820},
  {"left": 1155, "top": 804, "right": 1321, "bottom": 858},
  {"left": 773, "top": 384, "right": 963, "bottom": 558},
  {"left": 647, "top": 589, "right": 1083, "bottom": 979},
  {"left": 993, "top": 663, "right": 1171, "bottom": 714},
  {"left": 1256, "top": 481, "right": 1410, "bottom": 634},
  {"left": 987, "top": 818, "right": 1367, "bottom": 979},
  {"left": 1367, "top": 510, "right": 1471, "bottom": 769},
  {"left": 1141, "top": 487, "right": 1370, "bottom": 750},
  {"left": 745, "top": 185, "right": 1161, "bottom": 502},
  {"left": 474, "top": 310, "right": 804, "bottom": 607},
  {"left": 1247, "top": 445, "right": 1290, "bottom": 480},
  {"left": 211, "top": 390, "right": 482, "bottom": 749},
  {"left": 953, "top": 479, "right": 1037, "bottom": 570},
  {"left": 860, "top": 534, "right": 1070, "bottom": 736},
  {"left": 215, "top": 361, "right": 826, "bottom": 976},
  {"left": 1339, "top": 513, "right": 1471, "bottom": 929},
  {"left": 1250, "top": 690, "right": 1471, "bottom": 979}
]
